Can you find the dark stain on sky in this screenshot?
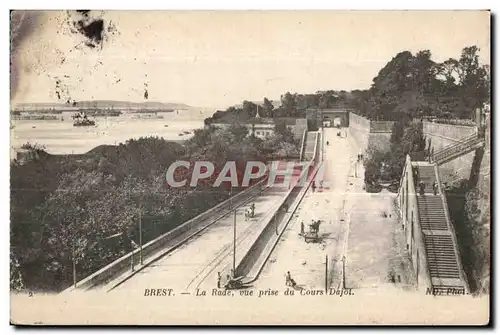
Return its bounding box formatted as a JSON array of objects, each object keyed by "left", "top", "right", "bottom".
[
  {"left": 76, "top": 19, "right": 104, "bottom": 48},
  {"left": 67, "top": 11, "right": 119, "bottom": 50},
  {"left": 10, "top": 11, "right": 40, "bottom": 101}
]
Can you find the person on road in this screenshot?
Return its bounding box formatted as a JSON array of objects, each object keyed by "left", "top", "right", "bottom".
[
  {"left": 419, "top": 181, "right": 426, "bottom": 195},
  {"left": 432, "top": 181, "right": 438, "bottom": 195},
  {"left": 300, "top": 221, "right": 305, "bottom": 235},
  {"left": 312, "top": 182, "right": 316, "bottom": 193},
  {"left": 217, "top": 272, "right": 221, "bottom": 289},
  {"left": 285, "top": 271, "right": 296, "bottom": 287}
]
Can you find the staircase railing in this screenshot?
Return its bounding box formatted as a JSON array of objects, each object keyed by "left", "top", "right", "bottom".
[
  {"left": 431, "top": 133, "right": 484, "bottom": 164},
  {"left": 432, "top": 132, "right": 478, "bottom": 156},
  {"left": 433, "top": 165, "right": 470, "bottom": 293}
]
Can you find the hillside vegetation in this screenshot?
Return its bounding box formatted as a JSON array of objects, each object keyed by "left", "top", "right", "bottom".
[{"left": 10, "top": 124, "right": 298, "bottom": 292}]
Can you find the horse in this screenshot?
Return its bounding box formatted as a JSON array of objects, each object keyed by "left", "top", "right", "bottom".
[{"left": 309, "top": 220, "right": 322, "bottom": 234}]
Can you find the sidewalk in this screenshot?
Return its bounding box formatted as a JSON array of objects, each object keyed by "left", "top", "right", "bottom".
[{"left": 340, "top": 131, "right": 416, "bottom": 291}]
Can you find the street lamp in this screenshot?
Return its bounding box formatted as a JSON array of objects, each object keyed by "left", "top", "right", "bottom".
[
  {"left": 321, "top": 109, "right": 325, "bottom": 162},
  {"left": 139, "top": 209, "right": 143, "bottom": 265},
  {"left": 232, "top": 209, "right": 237, "bottom": 278},
  {"left": 342, "top": 256, "right": 347, "bottom": 289},
  {"left": 325, "top": 254, "right": 328, "bottom": 293},
  {"left": 72, "top": 244, "right": 77, "bottom": 288}
]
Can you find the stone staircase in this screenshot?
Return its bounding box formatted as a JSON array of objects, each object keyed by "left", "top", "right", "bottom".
[
  {"left": 431, "top": 132, "right": 484, "bottom": 166},
  {"left": 417, "top": 196, "right": 448, "bottom": 231},
  {"left": 413, "top": 164, "right": 468, "bottom": 294},
  {"left": 423, "top": 234, "right": 461, "bottom": 279},
  {"left": 413, "top": 165, "right": 438, "bottom": 194}
]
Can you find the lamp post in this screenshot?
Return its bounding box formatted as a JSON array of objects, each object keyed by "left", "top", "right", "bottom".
[
  {"left": 342, "top": 256, "right": 346, "bottom": 289},
  {"left": 321, "top": 109, "right": 325, "bottom": 162},
  {"left": 130, "top": 234, "right": 135, "bottom": 272},
  {"left": 232, "top": 209, "right": 236, "bottom": 278},
  {"left": 139, "top": 210, "right": 143, "bottom": 265},
  {"left": 72, "top": 244, "right": 77, "bottom": 288},
  {"left": 325, "top": 254, "right": 328, "bottom": 293}
]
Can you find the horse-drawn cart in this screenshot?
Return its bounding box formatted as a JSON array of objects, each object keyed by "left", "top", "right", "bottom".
[
  {"left": 304, "top": 220, "right": 322, "bottom": 243},
  {"left": 304, "top": 231, "right": 320, "bottom": 243}
]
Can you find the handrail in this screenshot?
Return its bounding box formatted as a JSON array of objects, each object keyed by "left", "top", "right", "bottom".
[
  {"left": 432, "top": 139, "right": 483, "bottom": 164},
  {"left": 431, "top": 134, "right": 483, "bottom": 164},
  {"left": 433, "top": 165, "right": 470, "bottom": 293},
  {"left": 432, "top": 133, "right": 479, "bottom": 157},
  {"left": 433, "top": 133, "right": 478, "bottom": 155}
]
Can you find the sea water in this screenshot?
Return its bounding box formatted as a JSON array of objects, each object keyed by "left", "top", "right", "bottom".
[{"left": 10, "top": 111, "right": 208, "bottom": 155}]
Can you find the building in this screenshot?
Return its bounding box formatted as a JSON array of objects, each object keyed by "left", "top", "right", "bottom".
[{"left": 210, "top": 117, "right": 307, "bottom": 140}]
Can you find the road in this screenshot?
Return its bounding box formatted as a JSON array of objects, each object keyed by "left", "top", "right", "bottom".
[
  {"left": 109, "top": 185, "right": 289, "bottom": 294},
  {"left": 253, "top": 127, "right": 356, "bottom": 290}
]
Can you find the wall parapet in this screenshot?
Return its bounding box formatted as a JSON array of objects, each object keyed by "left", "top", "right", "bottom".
[{"left": 398, "top": 155, "right": 433, "bottom": 290}]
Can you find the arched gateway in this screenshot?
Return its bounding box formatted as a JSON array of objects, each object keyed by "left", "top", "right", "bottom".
[{"left": 306, "top": 108, "right": 350, "bottom": 127}]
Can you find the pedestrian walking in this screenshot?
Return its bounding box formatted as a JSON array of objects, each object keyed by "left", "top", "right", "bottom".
[
  {"left": 217, "top": 272, "right": 221, "bottom": 289},
  {"left": 300, "top": 221, "right": 305, "bottom": 235},
  {"left": 432, "top": 181, "right": 438, "bottom": 195},
  {"left": 419, "top": 181, "right": 425, "bottom": 195}
]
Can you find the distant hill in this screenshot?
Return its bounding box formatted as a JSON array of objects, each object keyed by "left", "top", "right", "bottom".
[{"left": 12, "top": 100, "right": 192, "bottom": 111}]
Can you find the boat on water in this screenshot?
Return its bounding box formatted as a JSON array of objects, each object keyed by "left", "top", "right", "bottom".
[
  {"left": 72, "top": 111, "right": 96, "bottom": 127},
  {"left": 73, "top": 118, "right": 96, "bottom": 127}
]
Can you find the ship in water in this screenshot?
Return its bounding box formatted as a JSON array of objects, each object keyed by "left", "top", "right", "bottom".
[{"left": 72, "top": 111, "right": 96, "bottom": 127}]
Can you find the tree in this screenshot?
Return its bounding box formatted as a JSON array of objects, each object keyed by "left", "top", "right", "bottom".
[
  {"left": 387, "top": 121, "right": 427, "bottom": 179},
  {"left": 242, "top": 100, "right": 257, "bottom": 118},
  {"left": 262, "top": 97, "right": 274, "bottom": 117},
  {"left": 438, "top": 58, "right": 460, "bottom": 88},
  {"left": 280, "top": 92, "right": 297, "bottom": 116}
]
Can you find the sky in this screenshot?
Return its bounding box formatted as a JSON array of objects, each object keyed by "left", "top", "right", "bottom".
[{"left": 11, "top": 10, "right": 490, "bottom": 109}]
